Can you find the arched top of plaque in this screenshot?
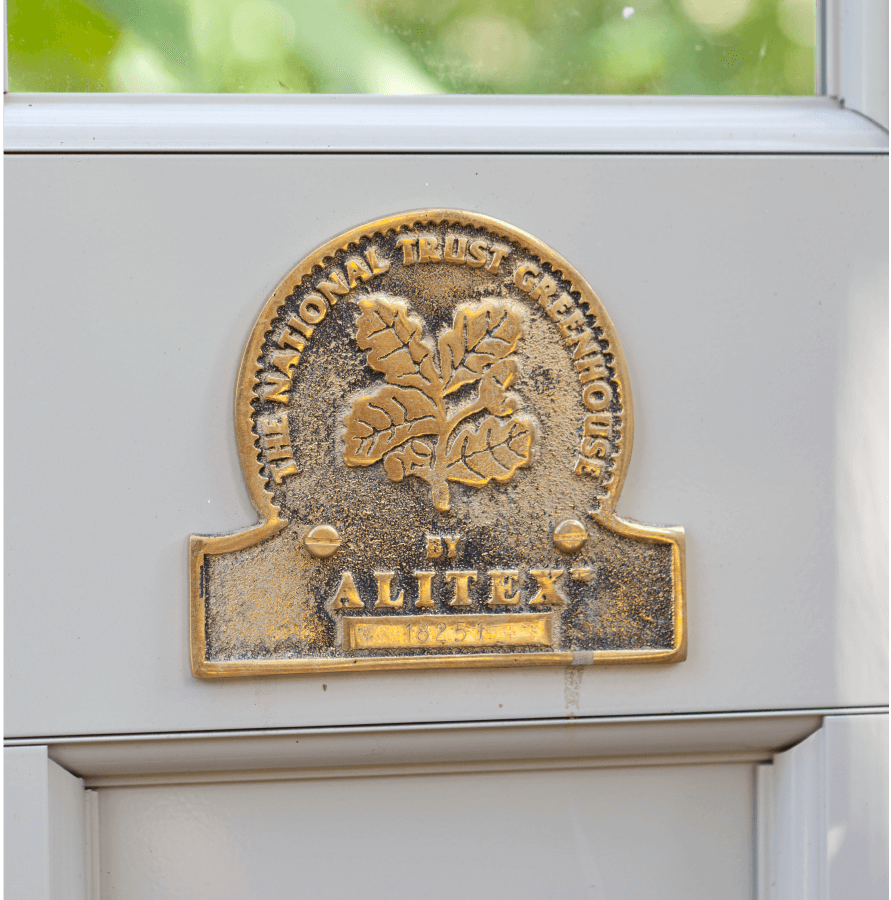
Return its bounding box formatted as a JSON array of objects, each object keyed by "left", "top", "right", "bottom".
[
  {"left": 236, "top": 209, "right": 633, "bottom": 527},
  {"left": 189, "top": 210, "right": 684, "bottom": 678}
]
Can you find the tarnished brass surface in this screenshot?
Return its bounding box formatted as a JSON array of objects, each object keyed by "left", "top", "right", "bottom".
[{"left": 189, "top": 210, "right": 685, "bottom": 677}]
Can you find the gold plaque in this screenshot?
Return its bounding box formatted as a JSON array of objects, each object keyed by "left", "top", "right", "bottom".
[{"left": 189, "top": 210, "right": 685, "bottom": 677}]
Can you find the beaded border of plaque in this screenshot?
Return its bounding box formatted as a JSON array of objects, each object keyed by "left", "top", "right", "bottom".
[{"left": 189, "top": 210, "right": 685, "bottom": 677}]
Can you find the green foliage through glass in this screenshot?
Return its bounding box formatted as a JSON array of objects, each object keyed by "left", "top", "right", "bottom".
[{"left": 8, "top": 0, "right": 816, "bottom": 94}]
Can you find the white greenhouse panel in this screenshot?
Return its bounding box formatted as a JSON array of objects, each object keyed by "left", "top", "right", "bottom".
[{"left": 5, "top": 153, "right": 887, "bottom": 738}]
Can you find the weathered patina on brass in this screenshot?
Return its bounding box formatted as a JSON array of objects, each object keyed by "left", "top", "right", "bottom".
[{"left": 189, "top": 210, "right": 686, "bottom": 677}]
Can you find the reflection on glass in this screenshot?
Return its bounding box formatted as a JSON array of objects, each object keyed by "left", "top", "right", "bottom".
[{"left": 8, "top": 0, "right": 815, "bottom": 94}]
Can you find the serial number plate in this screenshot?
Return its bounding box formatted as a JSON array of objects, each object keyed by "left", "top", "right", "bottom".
[{"left": 343, "top": 614, "right": 554, "bottom": 651}]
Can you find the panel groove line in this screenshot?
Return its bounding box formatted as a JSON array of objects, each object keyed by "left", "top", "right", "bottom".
[{"left": 4, "top": 706, "right": 885, "bottom": 747}]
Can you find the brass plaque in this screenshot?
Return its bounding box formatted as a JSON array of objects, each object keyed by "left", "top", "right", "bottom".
[{"left": 189, "top": 210, "right": 685, "bottom": 677}]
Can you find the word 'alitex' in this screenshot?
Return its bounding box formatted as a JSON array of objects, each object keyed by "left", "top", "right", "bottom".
[{"left": 331, "top": 567, "right": 582, "bottom": 611}]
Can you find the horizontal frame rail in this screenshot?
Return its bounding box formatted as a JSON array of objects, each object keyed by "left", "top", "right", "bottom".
[{"left": 4, "top": 94, "right": 887, "bottom": 154}]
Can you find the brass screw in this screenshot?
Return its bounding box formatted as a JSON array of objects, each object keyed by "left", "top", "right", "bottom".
[
  {"left": 553, "top": 519, "right": 587, "bottom": 553},
  {"left": 305, "top": 524, "right": 342, "bottom": 558}
]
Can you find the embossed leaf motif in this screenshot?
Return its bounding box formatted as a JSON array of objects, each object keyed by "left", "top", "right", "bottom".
[
  {"left": 354, "top": 296, "right": 441, "bottom": 398},
  {"left": 438, "top": 301, "right": 523, "bottom": 396},
  {"left": 343, "top": 387, "right": 439, "bottom": 466},
  {"left": 343, "top": 295, "right": 536, "bottom": 512},
  {"left": 444, "top": 416, "right": 536, "bottom": 486}
]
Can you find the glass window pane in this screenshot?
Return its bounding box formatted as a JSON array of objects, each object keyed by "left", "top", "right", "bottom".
[{"left": 7, "top": 0, "right": 816, "bottom": 94}]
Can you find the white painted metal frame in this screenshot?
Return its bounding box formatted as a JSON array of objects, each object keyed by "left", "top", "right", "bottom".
[
  {"left": 4, "top": 747, "right": 99, "bottom": 900},
  {"left": 823, "top": 0, "right": 889, "bottom": 128},
  {"left": 756, "top": 713, "right": 889, "bottom": 899},
  {"left": 2, "top": 0, "right": 887, "bottom": 153},
  {"left": 2, "top": 94, "right": 886, "bottom": 153}
]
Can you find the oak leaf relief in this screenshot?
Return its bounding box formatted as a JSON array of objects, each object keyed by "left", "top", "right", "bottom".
[{"left": 343, "top": 295, "right": 536, "bottom": 511}]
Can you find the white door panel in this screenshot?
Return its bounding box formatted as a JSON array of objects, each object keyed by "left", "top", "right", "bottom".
[
  {"left": 96, "top": 762, "right": 754, "bottom": 900},
  {"left": 5, "top": 153, "right": 887, "bottom": 738}
]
